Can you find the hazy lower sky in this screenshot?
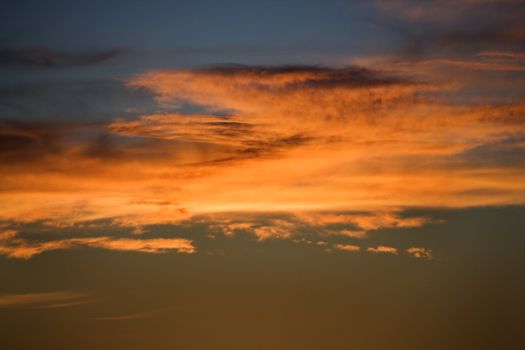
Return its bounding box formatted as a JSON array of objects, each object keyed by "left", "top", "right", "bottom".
[{"left": 1, "top": 1, "right": 525, "bottom": 349}]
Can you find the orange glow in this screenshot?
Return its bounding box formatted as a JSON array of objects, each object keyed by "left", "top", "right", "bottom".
[{"left": 0, "top": 66, "right": 524, "bottom": 243}]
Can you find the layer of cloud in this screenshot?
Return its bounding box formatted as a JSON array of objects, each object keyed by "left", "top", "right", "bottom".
[
  {"left": 1, "top": 64, "right": 524, "bottom": 236},
  {"left": 209, "top": 211, "right": 433, "bottom": 243}
]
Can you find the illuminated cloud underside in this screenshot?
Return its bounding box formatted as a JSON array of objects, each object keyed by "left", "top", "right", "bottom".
[{"left": 1, "top": 63, "right": 524, "bottom": 258}]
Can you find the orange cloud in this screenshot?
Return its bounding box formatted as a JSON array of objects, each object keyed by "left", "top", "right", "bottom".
[
  {"left": 367, "top": 246, "right": 399, "bottom": 255},
  {"left": 0, "top": 236, "right": 195, "bottom": 260},
  {"left": 294, "top": 212, "right": 432, "bottom": 233},
  {"left": 253, "top": 226, "right": 292, "bottom": 241},
  {"left": 338, "top": 230, "right": 367, "bottom": 239},
  {"left": 1, "top": 65, "right": 524, "bottom": 237},
  {"left": 406, "top": 247, "right": 433, "bottom": 260},
  {"left": 0, "top": 229, "right": 17, "bottom": 241},
  {"left": 334, "top": 244, "right": 361, "bottom": 252}
]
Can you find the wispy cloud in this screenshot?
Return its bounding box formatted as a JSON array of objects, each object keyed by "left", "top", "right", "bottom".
[
  {"left": 0, "top": 291, "right": 87, "bottom": 308},
  {"left": 375, "top": 0, "right": 525, "bottom": 59},
  {"left": 0, "top": 232, "right": 195, "bottom": 260}
]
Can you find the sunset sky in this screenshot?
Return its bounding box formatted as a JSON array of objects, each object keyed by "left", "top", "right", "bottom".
[{"left": 1, "top": 1, "right": 525, "bottom": 349}]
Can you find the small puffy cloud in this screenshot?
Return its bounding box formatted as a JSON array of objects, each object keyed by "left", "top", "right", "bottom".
[
  {"left": 338, "top": 230, "right": 367, "bottom": 239},
  {"left": 406, "top": 247, "right": 433, "bottom": 260},
  {"left": 367, "top": 246, "right": 398, "bottom": 255},
  {"left": 334, "top": 244, "right": 361, "bottom": 252}
]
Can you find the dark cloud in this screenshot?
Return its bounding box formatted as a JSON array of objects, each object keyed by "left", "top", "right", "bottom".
[
  {"left": 196, "top": 64, "right": 408, "bottom": 88},
  {"left": 0, "top": 118, "right": 230, "bottom": 169},
  {"left": 0, "top": 120, "right": 76, "bottom": 163},
  {"left": 376, "top": 0, "right": 525, "bottom": 57},
  {"left": 204, "top": 120, "right": 253, "bottom": 138},
  {"left": 0, "top": 119, "right": 133, "bottom": 165},
  {"left": 0, "top": 48, "right": 124, "bottom": 68}
]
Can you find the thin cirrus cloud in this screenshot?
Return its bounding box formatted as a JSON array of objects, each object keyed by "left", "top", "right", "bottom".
[{"left": 0, "top": 291, "right": 87, "bottom": 308}]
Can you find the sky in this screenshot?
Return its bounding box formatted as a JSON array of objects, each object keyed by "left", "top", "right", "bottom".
[{"left": 1, "top": 1, "right": 525, "bottom": 349}]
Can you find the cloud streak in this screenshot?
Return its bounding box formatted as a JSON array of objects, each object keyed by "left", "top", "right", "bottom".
[
  {"left": 0, "top": 291, "right": 86, "bottom": 308},
  {"left": 0, "top": 231, "right": 195, "bottom": 259}
]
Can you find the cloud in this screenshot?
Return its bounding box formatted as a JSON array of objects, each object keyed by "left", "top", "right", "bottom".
[
  {"left": 208, "top": 211, "right": 433, "bottom": 242},
  {"left": 213, "top": 217, "right": 294, "bottom": 241},
  {"left": 375, "top": 0, "right": 525, "bottom": 57},
  {"left": 294, "top": 212, "right": 432, "bottom": 232},
  {"left": 0, "top": 229, "right": 17, "bottom": 241},
  {"left": 367, "top": 246, "right": 399, "bottom": 255},
  {"left": 401, "top": 58, "right": 525, "bottom": 72},
  {"left": 1, "top": 64, "right": 525, "bottom": 230},
  {"left": 0, "top": 47, "right": 123, "bottom": 68},
  {"left": 212, "top": 222, "right": 255, "bottom": 236},
  {"left": 0, "top": 236, "right": 195, "bottom": 260},
  {"left": 85, "top": 237, "right": 195, "bottom": 254},
  {"left": 406, "top": 247, "right": 433, "bottom": 259},
  {"left": 338, "top": 230, "right": 368, "bottom": 239},
  {"left": 253, "top": 225, "right": 292, "bottom": 241},
  {"left": 478, "top": 51, "right": 525, "bottom": 59},
  {"left": 0, "top": 291, "right": 86, "bottom": 308},
  {"left": 334, "top": 244, "right": 361, "bottom": 252}
]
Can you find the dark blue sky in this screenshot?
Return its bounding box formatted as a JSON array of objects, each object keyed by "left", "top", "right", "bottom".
[{"left": 1, "top": 0, "right": 390, "bottom": 70}]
